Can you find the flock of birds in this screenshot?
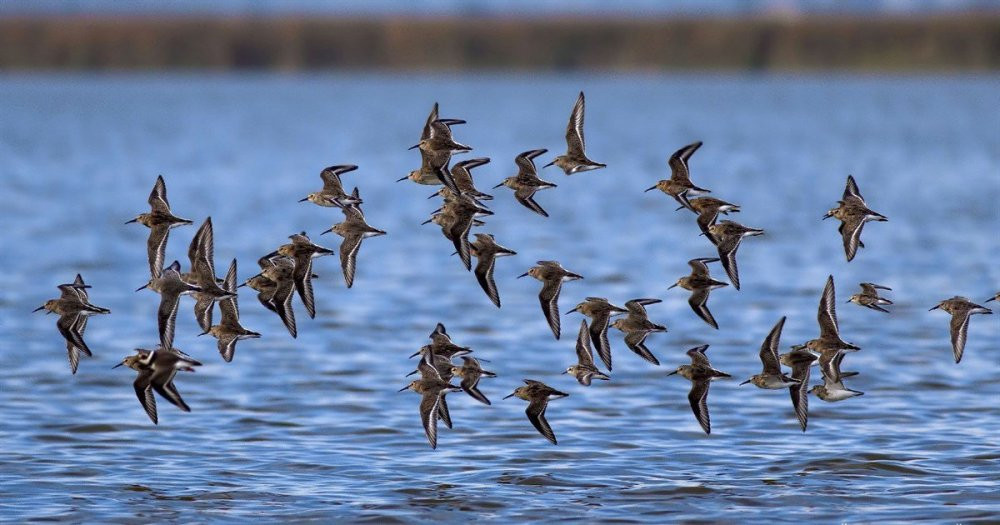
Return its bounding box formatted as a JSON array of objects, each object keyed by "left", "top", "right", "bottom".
[{"left": 34, "top": 91, "right": 997, "bottom": 448}]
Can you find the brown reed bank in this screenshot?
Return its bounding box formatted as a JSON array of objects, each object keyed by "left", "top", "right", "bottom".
[{"left": 0, "top": 14, "right": 997, "bottom": 71}]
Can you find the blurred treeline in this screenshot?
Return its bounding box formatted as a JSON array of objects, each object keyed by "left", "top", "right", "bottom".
[{"left": 1, "top": 14, "right": 998, "bottom": 71}]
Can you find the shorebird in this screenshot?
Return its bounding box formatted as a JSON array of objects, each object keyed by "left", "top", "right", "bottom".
[
  {"left": 780, "top": 347, "right": 817, "bottom": 431},
  {"left": 930, "top": 296, "right": 993, "bottom": 363},
  {"left": 567, "top": 297, "right": 627, "bottom": 371},
  {"left": 645, "top": 141, "right": 710, "bottom": 212},
  {"left": 810, "top": 351, "right": 864, "bottom": 402},
  {"left": 519, "top": 260, "right": 583, "bottom": 339},
  {"left": 399, "top": 361, "right": 462, "bottom": 449},
  {"left": 114, "top": 347, "right": 201, "bottom": 425},
  {"left": 137, "top": 261, "right": 202, "bottom": 351},
  {"left": 563, "top": 320, "right": 610, "bottom": 386},
  {"left": 610, "top": 298, "right": 666, "bottom": 366},
  {"left": 669, "top": 257, "right": 728, "bottom": 329},
  {"left": 321, "top": 204, "right": 386, "bottom": 288},
  {"left": 504, "top": 379, "right": 569, "bottom": 445},
  {"left": 791, "top": 275, "right": 861, "bottom": 357},
  {"left": 429, "top": 193, "right": 492, "bottom": 271},
  {"left": 127, "top": 175, "right": 192, "bottom": 279},
  {"left": 740, "top": 316, "right": 800, "bottom": 389},
  {"left": 470, "top": 233, "right": 517, "bottom": 308},
  {"left": 707, "top": 220, "right": 764, "bottom": 291},
  {"left": 429, "top": 157, "right": 494, "bottom": 201},
  {"left": 276, "top": 232, "right": 334, "bottom": 318},
  {"left": 201, "top": 259, "right": 260, "bottom": 362},
  {"left": 450, "top": 356, "right": 497, "bottom": 405},
  {"left": 544, "top": 91, "right": 606, "bottom": 175},
  {"left": 34, "top": 278, "right": 110, "bottom": 373},
  {"left": 427, "top": 322, "right": 473, "bottom": 358},
  {"left": 299, "top": 165, "right": 362, "bottom": 208},
  {"left": 667, "top": 345, "right": 731, "bottom": 435},
  {"left": 184, "top": 218, "right": 235, "bottom": 332},
  {"left": 241, "top": 254, "right": 298, "bottom": 338},
  {"left": 679, "top": 197, "right": 740, "bottom": 242},
  {"left": 848, "top": 283, "right": 893, "bottom": 313},
  {"left": 493, "top": 149, "right": 557, "bottom": 217},
  {"left": 824, "top": 175, "right": 887, "bottom": 262}
]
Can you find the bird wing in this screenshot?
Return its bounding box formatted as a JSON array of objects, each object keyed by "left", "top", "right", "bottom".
[
  {"left": 688, "top": 258, "right": 715, "bottom": 279},
  {"left": 146, "top": 225, "right": 170, "bottom": 279},
  {"left": 575, "top": 320, "right": 596, "bottom": 368},
  {"left": 589, "top": 311, "right": 614, "bottom": 371},
  {"left": 624, "top": 331, "right": 660, "bottom": 366},
  {"left": 688, "top": 380, "right": 711, "bottom": 434},
  {"left": 539, "top": 279, "right": 564, "bottom": 339},
  {"left": 686, "top": 345, "right": 711, "bottom": 367},
  {"left": 565, "top": 91, "right": 586, "bottom": 156},
  {"left": 688, "top": 288, "right": 719, "bottom": 329},
  {"left": 148, "top": 175, "right": 171, "bottom": 214},
  {"left": 293, "top": 258, "right": 316, "bottom": 319},
  {"left": 817, "top": 275, "right": 840, "bottom": 340},
  {"left": 474, "top": 253, "right": 501, "bottom": 308},
  {"left": 716, "top": 234, "right": 744, "bottom": 290},
  {"left": 133, "top": 370, "right": 158, "bottom": 424},
  {"left": 526, "top": 398, "right": 557, "bottom": 444},
  {"left": 788, "top": 359, "right": 812, "bottom": 431},
  {"left": 419, "top": 391, "right": 442, "bottom": 449},
  {"left": 668, "top": 141, "right": 702, "bottom": 183},
  {"left": 271, "top": 279, "right": 298, "bottom": 338},
  {"left": 56, "top": 313, "right": 90, "bottom": 356},
  {"left": 514, "top": 186, "right": 549, "bottom": 217},
  {"left": 950, "top": 311, "right": 972, "bottom": 363},
  {"left": 157, "top": 290, "right": 182, "bottom": 350},
  {"left": 839, "top": 215, "right": 866, "bottom": 262},
  {"left": 339, "top": 233, "right": 363, "bottom": 289},
  {"left": 760, "top": 316, "right": 786, "bottom": 374},
  {"left": 842, "top": 175, "right": 866, "bottom": 206}
]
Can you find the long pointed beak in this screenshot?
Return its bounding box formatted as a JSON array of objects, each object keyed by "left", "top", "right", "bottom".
[
  {"left": 397, "top": 385, "right": 410, "bottom": 392},
  {"left": 298, "top": 197, "right": 309, "bottom": 203},
  {"left": 517, "top": 272, "right": 529, "bottom": 279},
  {"left": 112, "top": 362, "right": 125, "bottom": 369},
  {"left": 125, "top": 218, "right": 138, "bottom": 224},
  {"left": 739, "top": 379, "right": 751, "bottom": 386},
  {"left": 492, "top": 182, "right": 504, "bottom": 189},
  {"left": 408, "top": 351, "right": 421, "bottom": 359},
  {"left": 405, "top": 370, "right": 418, "bottom": 377},
  {"left": 197, "top": 331, "right": 209, "bottom": 337},
  {"left": 503, "top": 393, "right": 515, "bottom": 399},
  {"left": 822, "top": 214, "right": 832, "bottom": 220},
  {"left": 237, "top": 283, "right": 247, "bottom": 288},
  {"left": 319, "top": 228, "right": 332, "bottom": 235},
  {"left": 135, "top": 284, "right": 148, "bottom": 292},
  {"left": 561, "top": 370, "right": 569, "bottom": 374},
  {"left": 542, "top": 160, "right": 555, "bottom": 168},
  {"left": 408, "top": 144, "right": 419, "bottom": 150},
  {"left": 790, "top": 344, "right": 806, "bottom": 351},
  {"left": 667, "top": 283, "right": 678, "bottom": 290},
  {"left": 32, "top": 306, "right": 45, "bottom": 312},
  {"left": 666, "top": 370, "right": 678, "bottom": 376},
  {"left": 566, "top": 307, "right": 578, "bottom": 315},
  {"left": 928, "top": 305, "right": 940, "bottom": 311},
  {"left": 644, "top": 186, "right": 657, "bottom": 192},
  {"left": 987, "top": 297, "right": 996, "bottom": 303},
  {"left": 427, "top": 192, "right": 439, "bottom": 200},
  {"left": 421, "top": 218, "right": 433, "bottom": 225}
]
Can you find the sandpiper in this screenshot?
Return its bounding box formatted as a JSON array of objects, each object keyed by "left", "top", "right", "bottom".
[
  {"left": 276, "top": 232, "right": 334, "bottom": 318},
  {"left": 780, "top": 347, "right": 817, "bottom": 431},
  {"left": 504, "top": 379, "right": 569, "bottom": 445},
  {"left": 470, "top": 233, "right": 517, "bottom": 308},
  {"left": 680, "top": 197, "right": 740, "bottom": 242},
  {"left": 201, "top": 259, "right": 260, "bottom": 362},
  {"left": 451, "top": 356, "right": 497, "bottom": 405},
  {"left": 610, "top": 298, "right": 666, "bottom": 366},
  {"left": 427, "top": 322, "right": 473, "bottom": 359},
  {"left": 810, "top": 351, "right": 864, "bottom": 402},
  {"left": 824, "top": 175, "right": 887, "bottom": 262},
  {"left": 645, "top": 141, "right": 710, "bottom": 212},
  {"left": 930, "top": 296, "right": 993, "bottom": 363},
  {"left": 137, "top": 261, "right": 202, "bottom": 351},
  {"left": 299, "top": 165, "right": 362, "bottom": 208},
  {"left": 429, "top": 157, "right": 494, "bottom": 201},
  {"left": 493, "top": 149, "right": 557, "bottom": 217},
  {"left": 790, "top": 275, "right": 861, "bottom": 357},
  {"left": 740, "top": 316, "right": 800, "bottom": 389},
  {"left": 518, "top": 260, "right": 584, "bottom": 339},
  {"left": 848, "top": 282, "right": 893, "bottom": 313},
  {"left": 321, "top": 204, "right": 386, "bottom": 288},
  {"left": 35, "top": 278, "right": 110, "bottom": 373},
  {"left": 667, "top": 345, "right": 731, "bottom": 435},
  {"left": 563, "top": 320, "right": 610, "bottom": 386},
  {"left": 114, "top": 347, "right": 201, "bottom": 425},
  {"left": 244, "top": 254, "right": 298, "bottom": 338},
  {"left": 669, "top": 257, "right": 728, "bottom": 329},
  {"left": 544, "top": 91, "right": 606, "bottom": 175},
  {"left": 399, "top": 361, "right": 462, "bottom": 449},
  {"left": 567, "top": 297, "right": 627, "bottom": 371},
  {"left": 429, "top": 192, "right": 492, "bottom": 271},
  {"left": 411, "top": 118, "right": 471, "bottom": 155},
  {"left": 185, "top": 218, "right": 236, "bottom": 333},
  {"left": 127, "top": 175, "right": 193, "bottom": 279},
  {"left": 707, "top": 220, "right": 764, "bottom": 291}
]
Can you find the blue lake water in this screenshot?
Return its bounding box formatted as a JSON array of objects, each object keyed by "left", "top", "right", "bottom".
[{"left": 1, "top": 73, "right": 998, "bottom": 522}]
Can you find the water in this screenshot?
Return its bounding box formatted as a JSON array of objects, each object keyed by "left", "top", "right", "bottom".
[{"left": 1, "top": 73, "right": 998, "bottom": 522}]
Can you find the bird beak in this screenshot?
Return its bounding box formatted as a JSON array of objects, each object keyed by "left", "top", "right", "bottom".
[
  {"left": 987, "top": 297, "right": 996, "bottom": 303},
  {"left": 427, "top": 193, "right": 438, "bottom": 200},
  {"left": 491, "top": 182, "right": 504, "bottom": 189},
  {"left": 821, "top": 213, "right": 832, "bottom": 220},
  {"left": 928, "top": 305, "right": 940, "bottom": 311},
  {"left": 790, "top": 344, "right": 806, "bottom": 351},
  {"left": 644, "top": 186, "right": 657, "bottom": 192},
  {"left": 396, "top": 176, "right": 408, "bottom": 182},
  {"left": 112, "top": 362, "right": 125, "bottom": 369},
  {"left": 666, "top": 370, "right": 678, "bottom": 376},
  {"left": 197, "top": 331, "right": 208, "bottom": 337},
  {"left": 408, "top": 144, "right": 419, "bottom": 150},
  {"left": 561, "top": 370, "right": 569, "bottom": 374},
  {"left": 319, "top": 228, "right": 332, "bottom": 235},
  {"left": 739, "top": 379, "right": 751, "bottom": 386},
  {"left": 566, "top": 307, "right": 578, "bottom": 315},
  {"left": 667, "top": 283, "right": 678, "bottom": 290},
  {"left": 408, "top": 350, "right": 420, "bottom": 359},
  {"left": 405, "top": 370, "right": 418, "bottom": 377},
  {"left": 503, "top": 393, "right": 515, "bottom": 399},
  {"left": 397, "top": 385, "right": 410, "bottom": 392},
  {"left": 125, "top": 218, "right": 138, "bottom": 224},
  {"left": 421, "top": 218, "right": 433, "bottom": 225},
  {"left": 298, "top": 197, "right": 309, "bottom": 203},
  {"left": 516, "top": 272, "right": 529, "bottom": 279},
  {"left": 135, "top": 284, "right": 148, "bottom": 292},
  {"left": 32, "top": 305, "right": 45, "bottom": 312},
  {"left": 542, "top": 160, "right": 555, "bottom": 168}
]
